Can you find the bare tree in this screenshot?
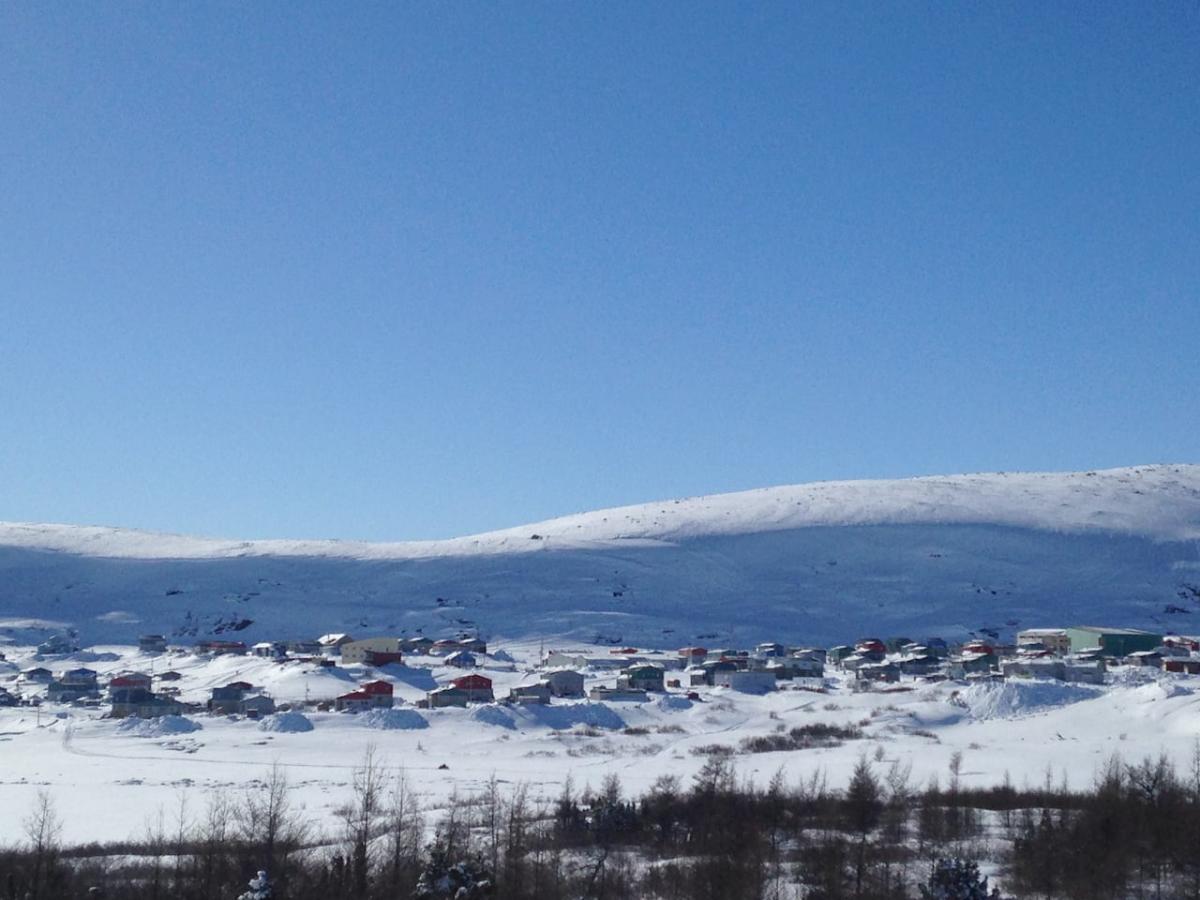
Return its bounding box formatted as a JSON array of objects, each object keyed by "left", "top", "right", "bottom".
[
  {"left": 384, "top": 766, "right": 423, "bottom": 895},
  {"left": 143, "top": 805, "right": 168, "bottom": 900},
  {"left": 238, "top": 763, "right": 308, "bottom": 890},
  {"left": 340, "top": 744, "right": 386, "bottom": 898},
  {"left": 171, "top": 789, "right": 192, "bottom": 892},
  {"left": 196, "top": 789, "right": 234, "bottom": 900},
  {"left": 22, "top": 789, "right": 62, "bottom": 900}
]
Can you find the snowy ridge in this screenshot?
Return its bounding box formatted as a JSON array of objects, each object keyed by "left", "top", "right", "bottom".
[
  {"left": 1, "top": 464, "right": 1199, "bottom": 647},
  {"left": 1, "top": 464, "right": 1198, "bottom": 561}
]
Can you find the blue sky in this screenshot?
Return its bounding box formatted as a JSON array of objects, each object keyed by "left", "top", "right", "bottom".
[{"left": 1, "top": 3, "right": 1197, "bottom": 541}]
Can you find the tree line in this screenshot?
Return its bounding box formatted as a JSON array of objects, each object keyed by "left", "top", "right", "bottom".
[{"left": 5, "top": 744, "right": 1200, "bottom": 899}]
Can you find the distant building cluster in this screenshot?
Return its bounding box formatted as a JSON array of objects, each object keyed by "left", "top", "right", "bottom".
[{"left": 2, "top": 621, "right": 1195, "bottom": 725}]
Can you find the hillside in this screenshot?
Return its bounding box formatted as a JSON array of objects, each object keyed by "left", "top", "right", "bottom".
[{"left": 2, "top": 464, "right": 1199, "bottom": 648}]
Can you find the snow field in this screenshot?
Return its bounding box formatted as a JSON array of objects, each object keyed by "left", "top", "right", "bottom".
[{"left": 5, "top": 641, "right": 1200, "bottom": 846}]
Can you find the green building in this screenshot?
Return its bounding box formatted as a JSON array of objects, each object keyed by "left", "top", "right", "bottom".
[{"left": 1065, "top": 626, "right": 1162, "bottom": 657}]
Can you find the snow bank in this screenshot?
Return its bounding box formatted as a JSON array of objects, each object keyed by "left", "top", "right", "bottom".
[
  {"left": 518, "top": 702, "right": 625, "bottom": 730},
  {"left": 1129, "top": 679, "right": 1193, "bottom": 703},
  {"left": 360, "top": 708, "right": 429, "bottom": 730},
  {"left": 656, "top": 695, "right": 693, "bottom": 711},
  {"left": 116, "top": 715, "right": 202, "bottom": 737},
  {"left": 259, "top": 712, "right": 314, "bottom": 733},
  {"left": 959, "top": 680, "right": 1100, "bottom": 720},
  {"left": 470, "top": 706, "right": 516, "bottom": 729}
]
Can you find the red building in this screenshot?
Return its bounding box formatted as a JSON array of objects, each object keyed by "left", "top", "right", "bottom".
[
  {"left": 450, "top": 674, "right": 493, "bottom": 703},
  {"left": 335, "top": 680, "right": 394, "bottom": 712}
]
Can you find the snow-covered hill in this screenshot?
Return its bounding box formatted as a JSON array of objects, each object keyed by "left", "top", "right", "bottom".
[{"left": 2, "top": 464, "right": 1199, "bottom": 647}]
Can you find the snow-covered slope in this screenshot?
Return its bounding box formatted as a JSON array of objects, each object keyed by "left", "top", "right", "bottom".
[{"left": 2, "top": 464, "right": 1199, "bottom": 647}]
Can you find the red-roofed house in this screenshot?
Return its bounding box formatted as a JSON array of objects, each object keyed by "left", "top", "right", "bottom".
[
  {"left": 450, "top": 674, "right": 493, "bottom": 703},
  {"left": 335, "top": 680, "right": 394, "bottom": 712},
  {"left": 108, "top": 673, "right": 152, "bottom": 696}
]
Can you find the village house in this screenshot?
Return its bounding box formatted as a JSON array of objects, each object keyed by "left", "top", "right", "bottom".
[
  {"left": 47, "top": 686, "right": 99, "bottom": 710},
  {"left": 0, "top": 687, "right": 18, "bottom": 707},
  {"left": 827, "top": 645, "right": 855, "bottom": 664},
  {"left": 1164, "top": 658, "right": 1200, "bottom": 675},
  {"left": 340, "top": 638, "right": 402, "bottom": 665},
  {"left": 444, "top": 650, "right": 476, "bottom": 668},
  {"left": 156, "top": 670, "right": 183, "bottom": 682},
  {"left": 37, "top": 634, "right": 76, "bottom": 656},
  {"left": 48, "top": 669, "right": 101, "bottom": 703},
  {"left": 1065, "top": 626, "right": 1162, "bottom": 657},
  {"left": 1016, "top": 629, "right": 1071, "bottom": 655},
  {"left": 588, "top": 685, "right": 648, "bottom": 702},
  {"left": 107, "top": 673, "right": 153, "bottom": 696},
  {"left": 22, "top": 667, "right": 53, "bottom": 683},
  {"left": 285, "top": 639, "right": 324, "bottom": 656},
  {"left": 318, "top": 633, "right": 355, "bottom": 655},
  {"left": 755, "top": 642, "right": 786, "bottom": 658},
  {"left": 685, "top": 666, "right": 709, "bottom": 687},
  {"left": 252, "top": 642, "right": 286, "bottom": 659},
  {"left": 1163, "top": 635, "right": 1200, "bottom": 654},
  {"left": 427, "top": 686, "right": 469, "bottom": 708},
  {"left": 450, "top": 674, "right": 494, "bottom": 703},
  {"left": 399, "top": 636, "right": 436, "bottom": 655},
  {"left": 777, "top": 656, "right": 825, "bottom": 679},
  {"left": 947, "top": 650, "right": 996, "bottom": 678},
  {"left": 194, "top": 640, "right": 248, "bottom": 656},
  {"left": 543, "top": 650, "right": 627, "bottom": 671},
  {"left": 238, "top": 694, "right": 277, "bottom": 718},
  {"left": 794, "top": 647, "right": 827, "bottom": 663},
  {"left": 542, "top": 669, "right": 585, "bottom": 698},
  {"left": 110, "top": 687, "right": 183, "bottom": 719},
  {"left": 363, "top": 649, "right": 405, "bottom": 667},
  {"left": 856, "top": 662, "right": 901, "bottom": 685},
  {"left": 678, "top": 647, "right": 708, "bottom": 663},
  {"left": 714, "top": 669, "right": 776, "bottom": 693},
  {"left": 698, "top": 659, "right": 737, "bottom": 685},
  {"left": 1001, "top": 658, "right": 1106, "bottom": 684},
  {"left": 335, "top": 680, "right": 395, "bottom": 712},
  {"left": 854, "top": 639, "right": 887, "bottom": 662},
  {"left": 619, "top": 664, "right": 665, "bottom": 693},
  {"left": 1125, "top": 649, "right": 1165, "bottom": 668},
  {"left": 208, "top": 681, "right": 254, "bottom": 714},
  {"left": 138, "top": 634, "right": 168, "bottom": 654},
  {"left": 897, "top": 651, "right": 941, "bottom": 677},
  {"left": 839, "top": 653, "right": 872, "bottom": 672},
  {"left": 508, "top": 682, "right": 551, "bottom": 705}
]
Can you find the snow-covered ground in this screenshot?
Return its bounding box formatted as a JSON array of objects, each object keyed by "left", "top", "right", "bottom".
[
  {"left": 3, "top": 640, "right": 1200, "bottom": 847},
  {"left": 1, "top": 464, "right": 1199, "bottom": 648},
  {"left": 2, "top": 464, "right": 1200, "bottom": 846}
]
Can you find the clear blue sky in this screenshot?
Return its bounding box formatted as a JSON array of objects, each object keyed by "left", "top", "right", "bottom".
[{"left": 1, "top": 3, "right": 1197, "bottom": 541}]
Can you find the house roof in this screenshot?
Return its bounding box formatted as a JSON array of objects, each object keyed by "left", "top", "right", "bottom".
[
  {"left": 451, "top": 674, "right": 492, "bottom": 689},
  {"left": 110, "top": 674, "right": 151, "bottom": 686},
  {"left": 1071, "top": 626, "right": 1160, "bottom": 636},
  {"left": 624, "top": 664, "right": 664, "bottom": 675}
]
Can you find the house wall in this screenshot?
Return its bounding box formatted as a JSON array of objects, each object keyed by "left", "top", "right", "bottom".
[
  {"left": 1017, "top": 630, "right": 1071, "bottom": 654},
  {"left": 341, "top": 638, "right": 402, "bottom": 664},
  {"left": 1066, "top": 628, "right": 1161, "bottom": 656}
]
